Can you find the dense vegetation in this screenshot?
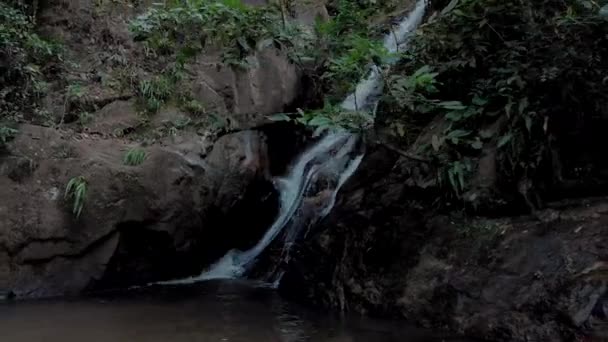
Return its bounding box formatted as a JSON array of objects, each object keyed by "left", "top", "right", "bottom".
[
  {"left": 0, "top": 1, "right": 61, "bottom": 144},
  {"left": 128, "top": 0, "right": 297, "bottom": 114},
  {"left": 268, "top": 0, "right": 399, "bottom": 131},
  {"left": 130, "top": 0, "right": 289, "bottom": 68},
  {"left": 381, "top": 0, "right": 608, "bottom": 205}
]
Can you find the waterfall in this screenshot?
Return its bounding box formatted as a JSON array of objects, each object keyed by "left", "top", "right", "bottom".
[
  {"left": 158, "top": 133, "right": 363, "bottom": 285},
  {"left": 341, "top": 0, "right": 427, "bottom": 112},
  {"left": 157, "top": 0, "right": 427, "bottom": 286}
]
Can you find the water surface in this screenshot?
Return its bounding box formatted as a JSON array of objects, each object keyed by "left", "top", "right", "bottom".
[{"left": 0, "top": 280, "right": 470, "bottom": 342}]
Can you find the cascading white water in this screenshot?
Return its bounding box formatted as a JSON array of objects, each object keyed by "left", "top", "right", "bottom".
[
  {"left": 158, "top": 0, "right": 427, "bottom": 285},
  {"left": 341, "top": 0, "right": 427, "bottom": 111},
  {"left": 158, "top": 133, "right": 363, "bottom": 285}
]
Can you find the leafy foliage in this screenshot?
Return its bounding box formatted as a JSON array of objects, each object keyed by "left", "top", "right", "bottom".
[
  {"left": 303, "top": 0, "right": 391, "bottom": 100},
  {"left": 270, "top": 100, "right": 373, "bottom": 134},
  {"left": 128, "top": 0, "right": 304, "bottom": 114},
  {"left": 130, "top": 0, "right": 290, "bottom": 68},
  {"left": 124, "top": 147, "right": 147, "bottom": 166},
  {"left": 275, "top": 0, "right": 394, "bottom": 132},
  {"left": 179, "top": 97, "right": 206, "bottom": 115},
  {"left": 0, "top": 2, "right": 61, "bottom": 120},
  {"left": 384, "top": 0, "right": 608, "bottom": 197},
  {"left": 65, "top": 176, "right": 87, "bottom": 218},
  {"left": 321, "top": 35, "right": 388, "bottom": 100}
]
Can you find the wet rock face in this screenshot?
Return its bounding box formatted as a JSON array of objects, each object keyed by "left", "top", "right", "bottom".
[
  {"left": 0, "top": 125, "right": 274, "bottom": 298},
  {"left": 189, "top": 48, "right": 302, "bottom": 128},
  {"left": 280, "top": 143, "right": 608, "bottom": 341},
  {"left": 198, "top": 131, "right": 279, "bottom": 264}
]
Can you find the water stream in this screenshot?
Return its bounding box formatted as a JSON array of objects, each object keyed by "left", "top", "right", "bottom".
[
  {"left": 161, "top": 0, "right": 428, "bottom": 285},
  {"left": 340, "top": 0, "right": 428, "bottom": 111},
  {"left": 0, "top": 281, "right": 472, "bottom": 342},
  {"left": 161, "top": 133, "right": 364, "bottom": 284}
]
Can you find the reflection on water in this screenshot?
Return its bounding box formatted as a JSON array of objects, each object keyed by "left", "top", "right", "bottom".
[{"left": 0, "top": 280, "right": 470, "bottom": 342}]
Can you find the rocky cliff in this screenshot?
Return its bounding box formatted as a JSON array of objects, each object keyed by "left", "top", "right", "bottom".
[
  {"left": 0, "top": 123, "right": 281, "bottom": 298},
  {"left": 280, "top": 141, "right": 608, "bottom": 341},
  {"left": 0, "top": 0, "right": 309, "bottom": 297}
]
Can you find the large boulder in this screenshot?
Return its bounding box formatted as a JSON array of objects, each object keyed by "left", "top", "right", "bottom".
[
  {"left": 0, "top": 125, "right": 274, "bottom": 298},
  {"left": 188, "top": 47, "right": 302, "bottom": 128}
]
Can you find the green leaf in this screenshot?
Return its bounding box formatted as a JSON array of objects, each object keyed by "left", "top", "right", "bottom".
[
  {"left": 471, "top": 95, "right": 488, "bottom": 106},
  {"left": 518, "top": 97, "right": 529, "bottom": 115},
  {"left": 307, "top": 116, "right": 332, "bottom": 127},
  {"left": 479, "top": 129, "right": 494, "bottom": 139},
  {"left": 448, "top": 169, "right": 458, "bottom": 192},
  {"left": 413, "top": 65, "right": 432, "bottom": 77},
  {"left": 497, "top": 133, "right": 513, "bottom": 148},
  {"left": 438, "top": 101, "right": 466, "bottom": 110},
  {"left": 457, "top": 167, "right": 465, "bottom": 190},
  {"left": 463, "top": 107, "right": 479, "bottom": 118},
  {"left": 446, "top": 129, "right": 471, "bottom": 139},
  {"left": 445, "top": 111, "right": 463, "bottom": 121},
  {"left": 268, "top": 113, "right": 291, "bottom": 122},
  {"left": 505, "top": 100, "right": 514, "bottom": 117},
  {"left": 441, "top": 0, "right": 460, "bottom": 15},
  {"left": 524, "top": 116, "right": 533, "bottom": 133},
  {"left": 431, "top": 134, "right": 442, "bottom": 151},
  {"left": 471, "top": 139, "right": 483, "bottom": 149}
]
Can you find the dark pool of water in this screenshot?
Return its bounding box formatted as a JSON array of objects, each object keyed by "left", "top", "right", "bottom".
[{"left": 0, "top": 280, "right": 472, "bottom": 342}]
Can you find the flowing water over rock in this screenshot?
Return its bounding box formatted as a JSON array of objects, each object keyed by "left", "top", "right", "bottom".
[
  {"left": 340, "top": 0, "right": 427, "bottom": 112},
  {"left": 0, "top": 281, "right": 472, "bottom": 342},
  {"left": 161, "top": 133, "right": 364, "bottom": 284},
  {"left": 159, "top": 0, "right": 428, "bottom": 285}
]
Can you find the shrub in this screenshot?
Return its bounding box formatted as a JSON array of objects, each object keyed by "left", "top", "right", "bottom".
[
  {"left": 0, "top": 2, "right": 61, "bottom": 120},
  {"left": 283, "top": 0, "right": 393, "bottom": 131},
  {"left": 384, "top": 0, "right": 608, "bottom": 198},
  {"left": 130, "top": 0, "right": 290, "bottom": 68}
]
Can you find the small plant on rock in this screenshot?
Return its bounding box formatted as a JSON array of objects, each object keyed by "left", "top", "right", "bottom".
[
  {"left": 0, "top": 126, "right": 18, "bottom": 144},
  {"left": 179, "top": 98, "right": 205, "bottom": 115},
  {"left": 138, "top": 75, "right": 173, "bottom": 113},
  {"left": 123, "top": 147, "right": 147, "bottom": 166},
  {"left": 65, "top": 176, "right": 87, "bottom": 218}
]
